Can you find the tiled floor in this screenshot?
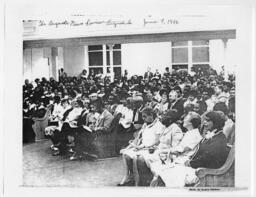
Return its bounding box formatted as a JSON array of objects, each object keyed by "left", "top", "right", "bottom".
[{"left": 23, "top": 140, "right": 125, "bottom": 187}]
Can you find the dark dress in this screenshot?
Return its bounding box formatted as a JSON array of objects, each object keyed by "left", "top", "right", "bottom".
[
  {"left": 190, "top": 132, "right": 229, "bottom": 169},
  {"left": 23, "top": 111, "right": 36, "bottom": 143}
]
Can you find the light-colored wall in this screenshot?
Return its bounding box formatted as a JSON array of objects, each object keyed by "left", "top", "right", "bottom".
[
  {"left": 57, "top": 47, "right": 64, "bottom": 69},
  {"left": 122, "top": 42, "right": 172, "bottom": 77},
  {"left": 210, "top": 39, "right": 237, "bottom": 74},
  {"left": 63, "top": 46, "right": 86, "bottom": 77},
  {"left": 23, "top": 48, "right": 32, "bottom": 81},
  {"left": 23, "top": 48, "right": 50, "bottom": 82}
]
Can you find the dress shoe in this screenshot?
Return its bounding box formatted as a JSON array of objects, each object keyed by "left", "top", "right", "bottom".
[
  {"left": 68, "top": 148, "right": 75, "bottom": 153},
  {"left": 117, "top": 180, "right": 135, "bottom": 186},
  {"left": 70, "top": 153, "right": 83, "bottom": 161},
  {"left": 52, "top": 149, "right": 60, "bottom": 156}
]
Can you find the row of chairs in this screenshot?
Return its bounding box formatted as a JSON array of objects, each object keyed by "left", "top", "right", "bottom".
[
  {"left": 32, "top": 107, "right": 127, "bottom": 158},
  {"left": 32, "top": 107, "right": 235, "bottom": 187}
]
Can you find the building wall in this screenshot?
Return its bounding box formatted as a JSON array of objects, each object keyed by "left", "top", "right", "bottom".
[
  {"left": 23, "top": 48, "right": 32, "bottom": 80},
  {"left": 23, "top": 39, "right": 238, "bottom": 81},
  {"left": 122, "top": 42, "right": 172, "bottom": 77},
  {"left": 63, "top": 46, "right": 86, "bottom": 77},
  {"left": 23, "top": 48, "right": 50, "bottom": 81},
  {"left": 210, "top": 39, "right": 237, "bottom": 74}
]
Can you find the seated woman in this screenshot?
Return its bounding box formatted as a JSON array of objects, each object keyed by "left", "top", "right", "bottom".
[
  {"left": 166, "top": 112, "right": 202, "bottom": 165},
  {"left": 154, "top": 89, "right": 169, "bottom": 115},
  {"left": 153, "top": 111, "right": 229, "bottom": 187},
  {"left": 136, "top": 110, "right": 183, "bottom": 186},
  {"left": 117, "top": 107, "right": 164, "bottom": 186}
]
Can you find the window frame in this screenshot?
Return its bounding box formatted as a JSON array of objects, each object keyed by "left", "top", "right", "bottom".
[
  {"left": 88, "top": 44, "right": 122, "bottom": 78},
  {"left": 171, "top": 40, "right": 210, "bottom": 73}
]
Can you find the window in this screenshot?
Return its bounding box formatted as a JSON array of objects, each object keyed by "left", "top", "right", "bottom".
[
  {"left": 88, "top": 44, "right": 122, "bottom": 78},
  {"left": 171, "top": 40, "right": 209, "bottom": 72},
  {"left": 88, "top": 45, "right": 103, "bottom": 75}
]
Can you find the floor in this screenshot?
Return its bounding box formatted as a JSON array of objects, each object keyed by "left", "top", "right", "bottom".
[{"left": 23, "top": 140, "right": 125, "bottom": 187}]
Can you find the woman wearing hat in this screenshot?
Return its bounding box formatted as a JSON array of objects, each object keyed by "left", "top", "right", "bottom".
[{"left": 154, "top": 111, "right": 229, "bottom": 187}]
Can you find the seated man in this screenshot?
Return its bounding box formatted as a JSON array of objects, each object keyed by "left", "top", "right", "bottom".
[
  {"left": 45, "top": 99, "right": 71, "bottom": 148},
  {"left": 153, "top": 111, "right": 229, "bottom": 187},
  {"left": 115, "top": 97, "right": 134, "bottom": 152},
  {"left": 183, "top": 90, "right": 198, "bottom": 108},
  {"left": 131, "top": 96, "right": 145, "bottom": 131},
  {"left": 117, "top": 107, "right": 164, "bottom": 186},
  {"left": 69, "top": 102, "right": 100, "bottom": 161},
  {"left": 87, "top": 98, "right": 114, "bottom": 133},
  {"left": 52, "top": 100, "right": 84, "bottom": 156},
  {"left": 70, "top": 98, "right": 114, "bottom": 159}
]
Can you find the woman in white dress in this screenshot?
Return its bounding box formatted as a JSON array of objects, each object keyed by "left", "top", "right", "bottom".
[
  {"left": 136, "top": 109, "right": 183, "bottom": 186},
  {"left": 117, "top": 107, "right": 164, "bottom": 186}
]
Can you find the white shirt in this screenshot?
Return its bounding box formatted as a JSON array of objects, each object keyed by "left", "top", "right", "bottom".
[
  {"left": 173, "top": 128, "right": 202, "bottom": 164},
  {"left": 154, "top": 102, "right": 169, "bottom": 114},
  {"left": 116, "top": 105, "right": 133, "bottom": 128},
  {"left": 223, "top": 118, "right": 234, "bottom": 139},
  {"left": 183, "top": 98, "right": 198, "bottom": 108},
  {"left": 65, "top": 107, "right": 83, "bottom": 122},
  {"left": 51, "top": 103, "right": 64, "bottom": 120},
  {"left": 140, "top": 120, "right": 165, "bottom": 147}
]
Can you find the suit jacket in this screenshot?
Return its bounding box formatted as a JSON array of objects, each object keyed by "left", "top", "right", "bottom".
[
  {"left": 132, "top": 107, "right": 144, "bottom": 125},
  {"left": 62, "top": 108, "right": 73, "bottom": 121},
  {"left": 189, "top": 132, "right": 229, "bottom": 169},
  {"left": 144, "top": 71, "right": 153, "bottom": 79},
  {"left": 77, "top": 109, "right": 89, "bottom": 126},
  {"left": 169, "top": 98, "right": 185, "bottom": 119},
  {"left": 95, "top": 109, "right": 114, "bottom": 132}
]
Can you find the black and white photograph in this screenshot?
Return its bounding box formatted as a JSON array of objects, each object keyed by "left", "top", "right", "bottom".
[{"left": 2, "top": 0, "right": 256, "bottom": 196}]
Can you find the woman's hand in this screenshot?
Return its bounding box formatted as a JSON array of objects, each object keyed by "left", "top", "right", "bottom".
[
  {"left": 89, "top": 124, "right": 95, "bottom": 131},
  {"left": 134, "top": 145, "right": 144, "bottom": 151},
  {"left": 184, "top": 160, "right": 191, "bottom": 167}
]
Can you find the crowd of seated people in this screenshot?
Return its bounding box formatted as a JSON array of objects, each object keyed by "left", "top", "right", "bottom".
[{"left": 23, "top": 66, "right": 235, "bottom": 186}]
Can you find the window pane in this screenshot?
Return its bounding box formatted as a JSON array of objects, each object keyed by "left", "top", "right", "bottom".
[
  {"left": 106, "top": 44, "right": 121, "bottom": 50},
  {"left": 192, "top": 47, "right": 209, "bottom": 62},
  {"left": 191, "top": 64, "right": 210, "bottom": 74},
  {"left": 172, "top": 48, "right": 188, "bottom": 63},
  {"left": 89, "top": 67, "right": 103, "bottom": 75},
  {"left": 172, "top": 41, "right": 188, "bottom": 47},
  {"left": 107, "top": 51, "right": 122, "bottom": 65},
  {"left": 107, "top": 67, "right": 122, "bottom": 79},
  {"left": 172, "top": 65, "right": 188, "bottom": 71},
  {"left": 192, "top": 40, "right": 209, "bottom": 46},
  {"left": 88, "top": 45, "right": 103, "bottom": 51},
  {"left": 114, "top": 67, "right": 122, "bottom": 79},
  {"left": 89, "top": 52, "right": 103, "bottom": 66}
]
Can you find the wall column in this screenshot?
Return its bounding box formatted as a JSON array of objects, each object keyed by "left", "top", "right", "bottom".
[
  {"left": 108, "top": 44, "right": 114, "bottom": 82},
  {"left": 51, "top": 47, "right": 58, "bottom": 80},
  {"left": 222, "top": 38, "right": 229, "bottom": 81},
  {"left": 103, "top": 44, "right": 107, "bottom": 76},
  {"left": 188, "top": 41, "right": 193, "bottom": 74}
]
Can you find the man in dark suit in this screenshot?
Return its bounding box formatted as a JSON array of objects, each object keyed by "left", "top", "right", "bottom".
[
  {"left": 144, "top": 67, "right": 153, "bottom": 79},
  {"left": 168, "top": 86, "right": 185, "bottom": 119}
]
